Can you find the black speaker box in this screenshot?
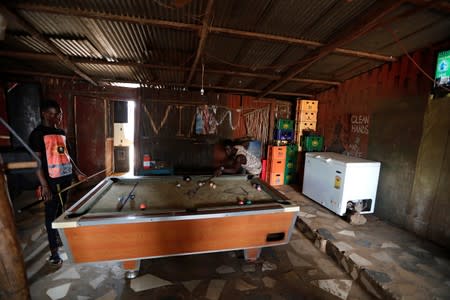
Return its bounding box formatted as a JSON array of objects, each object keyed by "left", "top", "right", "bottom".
[
  {"left": 114, "top": 101, "right": 128, "bottom": 123},
  {"left": 114, "top": 146, "right": 129, "bottom": 172}
]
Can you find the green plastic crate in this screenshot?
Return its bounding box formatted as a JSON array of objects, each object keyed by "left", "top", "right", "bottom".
[
  {"left": 302, "top": 136, "right": 323, "bottom": 152},
  {"left": 284, "top": 170, "right": 297, "bottom": 184},
  {"left": 286, "top": 144, "right": 298, "bottom": 159},
  {"left": 285, "top": 158, "right": 297, "bottom": 171},
  {"left": 275, "top": 119, "right": 294, "bottom": 130}
]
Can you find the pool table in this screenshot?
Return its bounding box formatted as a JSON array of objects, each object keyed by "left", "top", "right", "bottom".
[{"left": 53, "top": 175, "right": 299, "bottom": 278}]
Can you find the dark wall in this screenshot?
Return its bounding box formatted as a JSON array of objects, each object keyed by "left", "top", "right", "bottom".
[
  {"left": 139, "top": 90, "right": 236, "bottom": 174},
  {"left": 138, "top": 89, "right": 285, "bottom": 174},
  {"left": 6, "top": 82, "right": 41, "bottom": 148},
  {"left": 2, "top": 82, "right": 42, "bottom": 198},
  {"left": 0, "top": 84, "right": 9, "bottom": 147},
  {"left": 408, "top": 97, "right": 450, "bottom": 247},
  {"left": 0, "top": 77, "right": 139, "bottom": 198},
  {"left": 315, "top": 49, "right": 450, "bottom": 248},
  {"left": 369, "top": 96, "right": 426, "bottom": 228}
]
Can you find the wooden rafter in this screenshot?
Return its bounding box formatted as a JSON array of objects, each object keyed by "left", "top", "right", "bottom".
[
  {"left": 1, "top": 69, "right": 314, "bottom": 98},
  {"left": 0, "top": 4, "right": 97, "bottom": 86},
  {"left": 258, "top": 0, "right": 404, "bottom": 98},
  {"left": 406, "top": 0, "right": 450, "bottom": 13},
  {"left": 186, "top": 0, "right": 214, "bottom": 85},
  {"left": 10, "top": 3, "right": 396, "bottom": 63},
  {"left": 0, "top": 50, "right": 341, "bottom": 86}
]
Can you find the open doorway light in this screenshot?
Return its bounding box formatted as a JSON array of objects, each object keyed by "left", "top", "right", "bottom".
[{"left": 123, "top": 101, "right": 135, "bottom": 174}]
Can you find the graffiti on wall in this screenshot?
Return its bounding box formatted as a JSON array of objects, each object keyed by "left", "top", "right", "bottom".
[
  {"left": 351, "top": 115, "right": 369, "bottom": 135},
  {"left": 347, "top": 114, "right": 370, "bottom": 158}
]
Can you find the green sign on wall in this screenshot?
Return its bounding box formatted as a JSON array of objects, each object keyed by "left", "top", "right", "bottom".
[{"left": 435, "top": 50, "right": 450, "bottom": 86}]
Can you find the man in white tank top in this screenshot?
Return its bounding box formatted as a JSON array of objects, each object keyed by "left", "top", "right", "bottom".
[{"left": 215, "top": 140, "right": 262, "bottom": 176}]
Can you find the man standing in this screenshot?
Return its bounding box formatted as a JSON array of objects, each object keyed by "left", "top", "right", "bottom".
[{"left": 29, "top": 100, "right": 86, "bottom": 266}]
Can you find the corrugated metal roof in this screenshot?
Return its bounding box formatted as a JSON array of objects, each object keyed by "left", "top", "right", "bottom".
[
  {"left": 14, "top": 0, "right": 207, "bottom": 23},
  {"left": 2, "top": 0, "right": 449, "bottom": 98},
  {"left": 50, "top": 38, "right": 103, "bottom": 58},
  {"left": 13, "top": 35, "right": 53, "bottom": 53}
]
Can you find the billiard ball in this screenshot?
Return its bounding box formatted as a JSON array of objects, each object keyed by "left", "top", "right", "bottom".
[
  {"left": 139, "top": 203, "right": 147, "bottom": 210},
  {"left": 237, "top": 200, "right": 244, "bottom": 205},
  {"left": 209, "top": 181, "right": 214, "bottom": 187},
  {"left": 197, "top": 181, "right": 204, "bottom": 187},
  {"left": 176, "top": 182, "right": 181, "bottom": 188},
  {"left": 212, "top": 183, "right": 217, "bottom": 189},
  {"left": 245, "top": 199, "right": 252, "bottom": 205},
  {"left": 183, "top": 175, "right": 191, "bottom": 182},
  {"left": 256, "top": 185, "right": 262, "bottom": 191}
]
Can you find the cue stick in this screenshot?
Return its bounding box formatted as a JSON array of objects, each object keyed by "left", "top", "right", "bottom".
[
  {"left": 17, "top": 169, "right": 105, "bottom": 213},
  {"left": 57, "top": 169, "right": 106, "bottom": 195},
  {"left": 117, "top": 181, "right": 139, "bottom": 211}
]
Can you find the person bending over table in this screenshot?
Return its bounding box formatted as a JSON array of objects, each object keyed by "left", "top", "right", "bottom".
[
  {"left": 29, "top": 100, "right": 87, "bottom": 267},
  {"left": 215, "top": 139, "right": 262, "bottom": 177}
]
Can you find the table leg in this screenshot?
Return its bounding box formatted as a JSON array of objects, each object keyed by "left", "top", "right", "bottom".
[
  {"left": 244, "top": 248, "right": 261, "bottom": 261},
  {"left": 123, "top": 260, "right": 141, "bottom": 279}
]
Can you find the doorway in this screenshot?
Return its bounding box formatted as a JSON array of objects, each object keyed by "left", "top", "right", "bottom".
[{"left": 112, "top": 100, "right": 135, "bottom": 175}]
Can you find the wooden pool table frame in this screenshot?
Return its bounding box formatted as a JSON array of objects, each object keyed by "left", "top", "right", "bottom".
[{"left": 53, "top": 175, "right": 299, "bottom": 278}]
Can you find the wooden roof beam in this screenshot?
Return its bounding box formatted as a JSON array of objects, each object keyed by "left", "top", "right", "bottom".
[
  {"left": 406, "top": 0, "right": 450, "bottom": 13},
  {"left": 186, "top": 0, "right": 214, "bottom": 85},
  {"left": 1, "top": 69, "right": 314, "bottom": 98},
  {"left": 258, "top": 1, "right": 404, "bottom": 99},
  {"left": 0, "top": 4, "right": 97, "bottom": 86},
  {"left": 11, "top": 3, "right": 395, "bottom": 63},
  {"left": 0, "top": 50, "right": 341, "bottom": 86}
]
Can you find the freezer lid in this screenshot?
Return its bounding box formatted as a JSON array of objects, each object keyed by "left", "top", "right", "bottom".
[{"left": 305, "top": 152, "right": 380, "bottom": 165}]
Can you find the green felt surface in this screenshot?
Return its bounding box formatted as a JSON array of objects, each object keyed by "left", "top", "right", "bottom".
[{"left": 89, "top": 176, "right": 274, "bottom": 213}]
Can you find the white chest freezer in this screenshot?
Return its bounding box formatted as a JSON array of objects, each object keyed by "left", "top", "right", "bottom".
[{"left": 302, "top": 152, "right": 381, "bottom": 216}]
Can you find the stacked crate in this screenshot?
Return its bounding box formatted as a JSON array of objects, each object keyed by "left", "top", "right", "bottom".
[
  {"left": 284, "top": 144, "right": 298, "bottom": 184},
  {"left": 267, "top": 145, "right": 286, "bottom": 186},
  {"left": 303, "top": 135, "right": 324, "bottom": 152},
  {"left": 295, "top": 100, "right": 318, "bottom": 149},
  {"left": 274, "top": 119, "right": 294, "bottom": 145}
]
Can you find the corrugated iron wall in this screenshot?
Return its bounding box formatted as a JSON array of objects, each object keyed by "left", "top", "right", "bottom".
[
  {"left": 316, "top": 50, "right": 433, "bottom": 157},
  {"left": 314, "top": 48, "right": 450, "bottom": 248}
]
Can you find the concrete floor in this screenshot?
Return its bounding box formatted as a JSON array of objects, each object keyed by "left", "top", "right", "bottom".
[
  {"left": 277, "top": 185, "right": 450, "bottom": 300},
  {"left": 13, "top": 187, "right": 374, "bottom": 300},
  {"left": 13, "top": 181, "right": 450, "bottom": 299}
]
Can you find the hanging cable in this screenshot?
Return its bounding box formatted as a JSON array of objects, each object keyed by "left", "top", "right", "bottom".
[{"left": 201, "top": 63, "right": 205, "bottom": 95}]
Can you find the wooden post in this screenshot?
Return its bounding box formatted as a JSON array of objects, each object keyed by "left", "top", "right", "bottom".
[{"left": 0, "top": 170, "right": 30, "bottom": 300}]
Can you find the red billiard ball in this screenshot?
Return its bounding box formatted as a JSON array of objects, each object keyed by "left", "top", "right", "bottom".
[{"left": 139, "top": 203, "right": 147, "bottom": 210}]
